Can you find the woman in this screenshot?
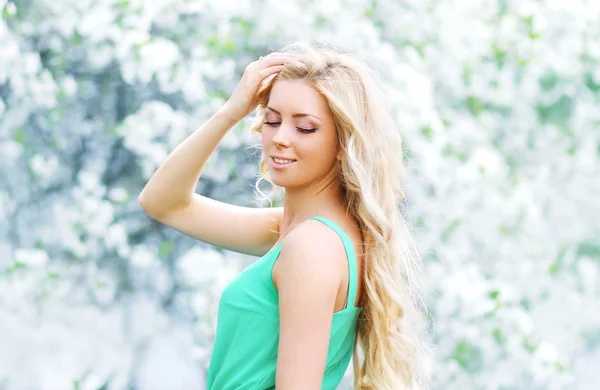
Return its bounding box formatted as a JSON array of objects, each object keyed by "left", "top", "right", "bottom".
[{"left": 139, "top": 42, "right": 431, "bottom": 389}]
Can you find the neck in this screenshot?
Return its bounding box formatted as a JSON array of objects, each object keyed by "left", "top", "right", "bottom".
[{"left": 280, "top": 176, "right": 346, "bottom": 235}]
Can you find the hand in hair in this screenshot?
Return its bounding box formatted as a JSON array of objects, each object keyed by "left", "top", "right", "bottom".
[{"left": 221, "top": 52, "right": 298, "bottom": 122}]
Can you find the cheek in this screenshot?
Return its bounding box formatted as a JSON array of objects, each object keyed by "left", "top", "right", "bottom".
[
  {"left": 306, "top": 141, "right": 337, "bottom": 169},
  {"left": 260, "top": 127, "right": 272, "bottom": 148}
]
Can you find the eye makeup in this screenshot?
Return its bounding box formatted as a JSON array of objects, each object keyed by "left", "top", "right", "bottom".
[{"left": 263, "top": 121, "right": 317, "bottom": 133}]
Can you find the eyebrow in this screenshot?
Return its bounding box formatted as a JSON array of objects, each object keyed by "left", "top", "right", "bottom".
[{"left": 266, "top": 106, "right": 321, "bottom": 121}]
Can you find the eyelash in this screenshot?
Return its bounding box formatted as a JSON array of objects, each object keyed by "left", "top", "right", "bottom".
[{"left": 263, "top": 121, "right": 317, "bottom": 133}]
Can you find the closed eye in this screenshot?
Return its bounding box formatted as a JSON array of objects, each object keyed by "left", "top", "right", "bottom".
[{"left": 263, "top": 121, "right": 317, "bottom": 133}]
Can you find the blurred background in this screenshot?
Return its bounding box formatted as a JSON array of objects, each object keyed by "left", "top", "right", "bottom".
[{"left": 1, "top": 0, "right": 599, "bottom": 389}]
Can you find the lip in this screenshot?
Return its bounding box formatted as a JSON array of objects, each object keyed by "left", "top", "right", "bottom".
[
  {"left": 271, "top": 155, "right": 297, "bottom": 161},
  {"left": 270, "top": 155, "right": 297, "bottom": 169}
]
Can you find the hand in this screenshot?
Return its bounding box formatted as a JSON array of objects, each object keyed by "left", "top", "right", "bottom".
[{"left": 221, "top": 53, "right": 298, "bottom": 122}]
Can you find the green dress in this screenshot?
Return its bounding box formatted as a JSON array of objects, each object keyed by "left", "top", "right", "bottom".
[{"left": 206, "top": 216, "right": 362, "bottom": 390}]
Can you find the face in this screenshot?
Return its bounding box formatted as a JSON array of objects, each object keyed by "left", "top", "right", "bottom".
[{"left": 261, "top": 79, "right": 339, "bottom": 190}]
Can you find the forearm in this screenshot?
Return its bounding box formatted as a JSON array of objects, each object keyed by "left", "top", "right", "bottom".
[{"left": 138, "top": 107, "right": 238, "bottom": 216}]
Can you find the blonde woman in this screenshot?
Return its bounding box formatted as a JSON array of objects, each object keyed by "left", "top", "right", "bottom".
[{"left": 139, "top": 42, "right": 431, "bottom": 390}]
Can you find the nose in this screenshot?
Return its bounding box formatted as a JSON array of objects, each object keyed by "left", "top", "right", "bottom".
[{"left": 271, "top": 122, "right": 293, "bottom": 148}]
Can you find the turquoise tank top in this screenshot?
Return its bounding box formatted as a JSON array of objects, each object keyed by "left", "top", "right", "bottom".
[{"left": 206, "top": 216, "right": 362, "bottom": 390}]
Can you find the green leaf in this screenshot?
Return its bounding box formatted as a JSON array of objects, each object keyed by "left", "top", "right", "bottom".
[
  {"left": 420, "top": 126, "right": 434, "bottom": 139},
  {"left": 548, "top": 246, "right": 568, "bottom": 275},
  {"left": 584, "top": 72, "right": 600, "bottom": 93},
  {"left": 536, "top": 95, "right": 574, "bottom": 128},
  {"left": 483, "top": 302, "right": 502, "bottom": 319},
  {"left": 232, "top": 17, "right": 253, "bottom": 35},
  {"left": 492, "top": 328, "right": 505, "bottom": 345},
  {"left": 522, "top": 334, "right": 538, "bottom": 353},
  {"left": 539, "top": 72, "right": 560, "bottom": 91},
  {"left": 489, "top": 290, "right": 500, "bottom": 300},
  {"left": 452, "top": 338, "right": 483, "bottom": 372},
  {"left": 529, "top": 32, "right": 541, "bottom": 40},
  {"left": 491, "top": 43, "right": 507, "bottom": 69},
  {"left": 2, "top": 261, "right": 27, "bottom": 276},
  {"left": 96, "top": 380, "right": 111, "bottom": 390},
  {"left": 577, "top": 240, "right": 600, "bottom": 259},
  {"left": 2, "top": 2, "right": 17, "bottom": 18},
  {"left": 14, "top": 128, "right": 25, "bottom": 145},
  {"left": 466, "top": 95, "right": 483, "bottom": 117},
  {"left": 114, "top": 0, "right": 129, "bottom": 9},
  {"left": 441, "top": 219, "right": 461, "bottom": 242},
  {"left": 158, "top": 240, "right": 174, "bottom": 258}
]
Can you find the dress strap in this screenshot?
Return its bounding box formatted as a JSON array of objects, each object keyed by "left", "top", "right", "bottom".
[{"left": 308, "top": 216, "right": 358, "bottom": 309}]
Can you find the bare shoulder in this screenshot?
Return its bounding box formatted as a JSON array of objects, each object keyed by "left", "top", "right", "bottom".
[
  {"left": 272, "top": 219, "right": 347, "bottom": 290},
  {"left": 273, "top": 219, "right": 351, "bottom": 386}
]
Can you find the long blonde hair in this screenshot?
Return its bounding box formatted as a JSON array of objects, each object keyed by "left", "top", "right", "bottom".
[{"left": 249, "top": 41, "right": 432, "bottom": 389}]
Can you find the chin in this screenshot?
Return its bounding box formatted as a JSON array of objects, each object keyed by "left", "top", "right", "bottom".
[
  {"left": 269, "top": 177, "right": 288, "bottom": 188},
  {"left": 266, "top": 174, "right": 290, "bottom": 189}
]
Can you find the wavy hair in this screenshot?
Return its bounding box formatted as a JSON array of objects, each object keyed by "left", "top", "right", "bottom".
[{"left": 248, "top": 41, "right": 432, "bottom": 389}]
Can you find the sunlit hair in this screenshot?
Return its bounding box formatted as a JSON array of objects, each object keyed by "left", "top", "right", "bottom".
[{"left": 249, "top": 41, "right": 432, "bottom": 389}]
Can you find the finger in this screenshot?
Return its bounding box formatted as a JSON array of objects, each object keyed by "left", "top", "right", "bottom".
[
  {"left": 259, "top": 65, "right": 285, "bottom": 78},
  {"left": 265, "top": 52, "right": 301, "bottom": 58},
  {"left": 259, "top": 55, "right": 296, "bottom": 67},
  {"left": 259, "top": 53, "right": 297, "bottom": 61},
  {"left": 259, "top": 52, "right": 301, "bottom": 62}
]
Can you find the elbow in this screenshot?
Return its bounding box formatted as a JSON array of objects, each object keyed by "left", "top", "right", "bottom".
[
  {"left": 138, "top": 192, "right": 158, "bottom": 218},
  {"left": 138, "top": 191, "right": 190, "bottom": 220}
]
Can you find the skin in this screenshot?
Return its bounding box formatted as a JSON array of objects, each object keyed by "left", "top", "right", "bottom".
[
  {"left": 261, "top": 79, "right": 345, "bottom": 219},
  {"left": 262, "top": 79, "right": 363, "bottom": 388},
  {"left": 140, "top": 52, "right": 364, "bottom": 388}
]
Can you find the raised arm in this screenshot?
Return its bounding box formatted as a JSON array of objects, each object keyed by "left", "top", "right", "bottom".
[{"left": 138, "top": 53, "right": 294, "bottom": 256}]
